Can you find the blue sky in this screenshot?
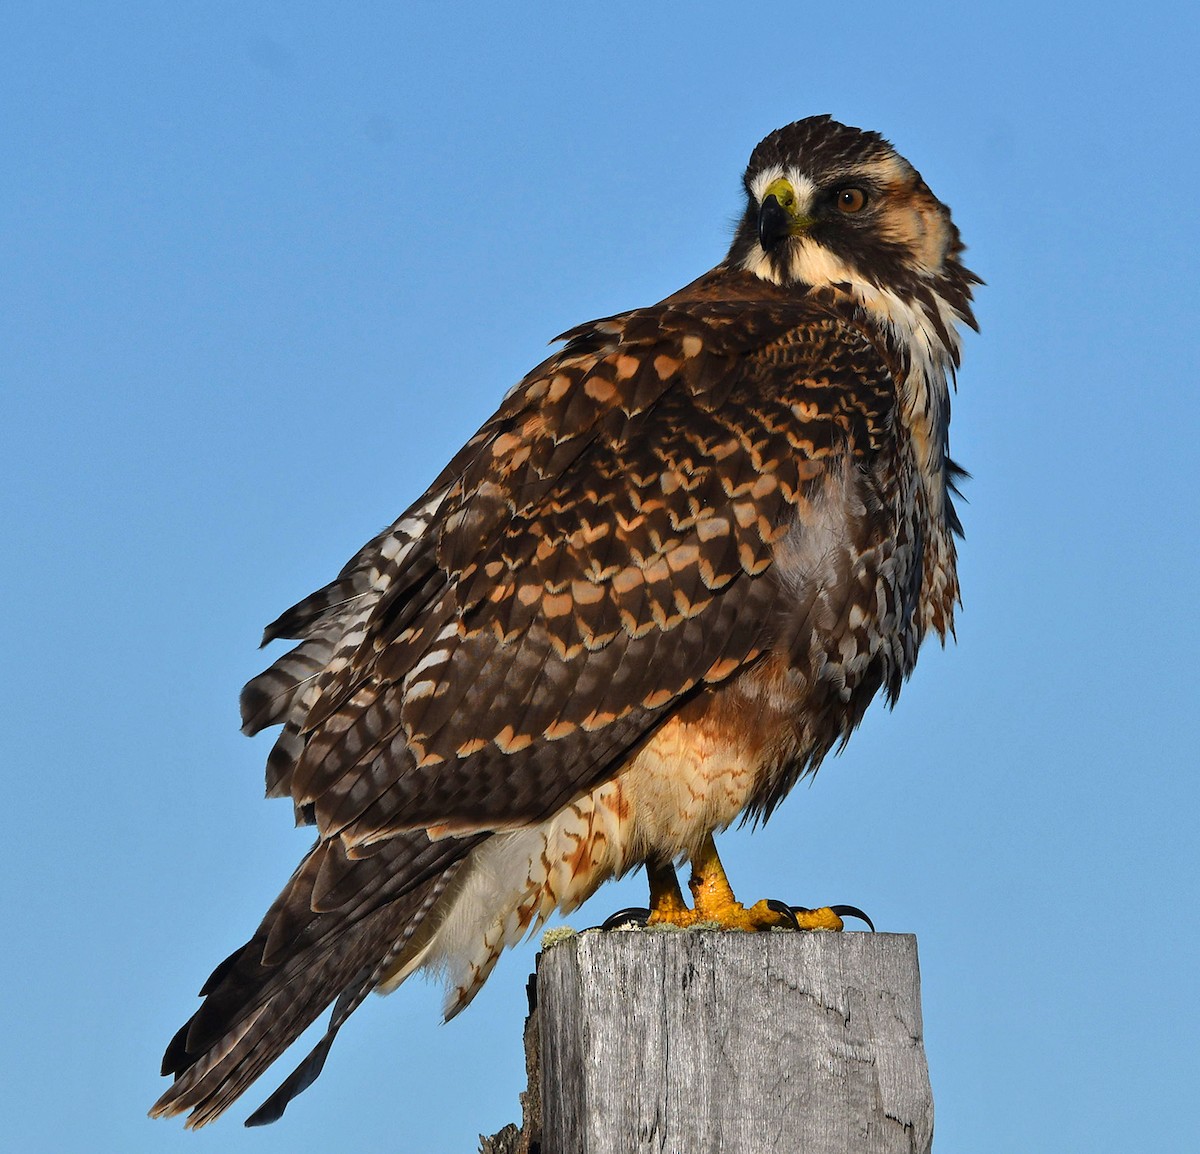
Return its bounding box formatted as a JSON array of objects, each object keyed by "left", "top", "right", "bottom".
[{"left": 4, "top": 3, "right": 1198, "bottom": 1151}]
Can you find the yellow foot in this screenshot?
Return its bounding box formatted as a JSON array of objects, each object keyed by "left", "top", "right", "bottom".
[
  {"left": 646, "top": 895, "right": 796, "bottom": 932},
  {"left": 602, "top": 900, "right": 871, "bottom": 932},
  {"left": 641, "top": 845, "right": 789, "bottom": 930},
  {"left": 617, "top": 836, "right": 875, "bottom": 933}
]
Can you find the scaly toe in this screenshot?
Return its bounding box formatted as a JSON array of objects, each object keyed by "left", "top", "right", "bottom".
[
  {"left": 688, "top": 897, "right": 797, "bottom": 931},
  {"left": 738, "top": 899, "right": 802, "bottom": 930},
  {"left": 790, "top": 906, "right": 844, "bottom": 931},
  {"left": 789, "top": 904, "right": 875, "bottom": 932}
]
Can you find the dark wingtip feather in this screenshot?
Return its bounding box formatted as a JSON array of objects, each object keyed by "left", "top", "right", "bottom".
[
  {"left": 151, "top": 836, "right": 466, "bottom": 1128},
  {"left": 243, "top": 1031, "right": 338, "bottom": 1127},
  {"left": 161, "top": 1018, "right": 193, "bottom": 1078},
  {"left": 239, "top": 680, "right": 271, "bottom": 735}
]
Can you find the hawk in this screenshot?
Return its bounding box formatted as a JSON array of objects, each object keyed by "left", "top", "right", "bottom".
[{"left": 152, "top": 115, "right": 978, "bottom": 1128}]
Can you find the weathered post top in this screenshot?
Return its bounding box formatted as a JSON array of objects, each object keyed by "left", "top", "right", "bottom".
[{"left": 505, "top": 929, "right": 933, "bottom": 1154}]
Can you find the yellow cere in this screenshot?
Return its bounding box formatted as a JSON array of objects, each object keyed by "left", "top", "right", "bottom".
[
  {"left": 763, "top": 177, "right": 815, "bottom": 232},
  {"left": 763, "top": 177, "right": 797, "bottom": 210}
]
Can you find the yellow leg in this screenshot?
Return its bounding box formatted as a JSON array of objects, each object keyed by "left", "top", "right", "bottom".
[
  {"left": 689, "top": 833, "right": 797, "bottom": 929},
  {"left": 646, "top": 834, "right": 801, "bottom": 931},
  {"left": 646, "top": 859, "right": 691, "bottom": 920},
  {"left": 686, "top": 832, "right": 739, "bottom": 916}
]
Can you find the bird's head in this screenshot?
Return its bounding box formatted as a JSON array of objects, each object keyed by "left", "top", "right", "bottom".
[{"left": 729, "top": 116, "right": 978, "bottom": 337}]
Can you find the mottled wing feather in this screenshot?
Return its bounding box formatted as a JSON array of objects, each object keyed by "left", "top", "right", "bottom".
[
  {"left": 155, "top": 287, "right": 908, "bottom": 1132},
  {"left": 266, "top": 293, "right": 898, "bottom": 848}
]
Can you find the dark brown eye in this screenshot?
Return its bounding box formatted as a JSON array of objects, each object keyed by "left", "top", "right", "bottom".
[{"left": 836, "top": 187, "right": 867, "bottom": 214}]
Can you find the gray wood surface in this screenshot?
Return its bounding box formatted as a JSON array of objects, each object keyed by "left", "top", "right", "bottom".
[{"left": 536, "top": 930, "right": 933, "bottom": 1154}]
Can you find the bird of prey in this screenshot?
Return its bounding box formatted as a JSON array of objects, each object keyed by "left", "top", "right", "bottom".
[{"left": 151, "top": 115, "right": 978, "bottom": 1128}]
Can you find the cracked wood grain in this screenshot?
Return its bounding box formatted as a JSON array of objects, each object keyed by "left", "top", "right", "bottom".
[{"left": 534, "top": 930, "right": 933, "bottom": 1154}]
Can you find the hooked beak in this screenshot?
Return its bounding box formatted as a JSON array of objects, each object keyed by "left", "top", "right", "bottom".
[
  {"left": 758, "top": 194, "right": 792, "bottom": 249},
  {"left": 757, "top": 177, "right": 814, "bottom": 249}
]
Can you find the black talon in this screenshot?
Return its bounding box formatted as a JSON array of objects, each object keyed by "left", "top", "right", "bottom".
[
  {"left": 830, "top": 904, "right": 876, "bottom": 932},
  {"left": 764, "top": 899, "right": 800, "bottom": 929},
  {"left": 599, "top": 906, "right": 651, "bottom": 930}
]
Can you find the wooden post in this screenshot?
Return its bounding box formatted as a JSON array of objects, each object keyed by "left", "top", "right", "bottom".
[{"left": 498, "top": 929, "right": 933, "bottom": 1154}]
